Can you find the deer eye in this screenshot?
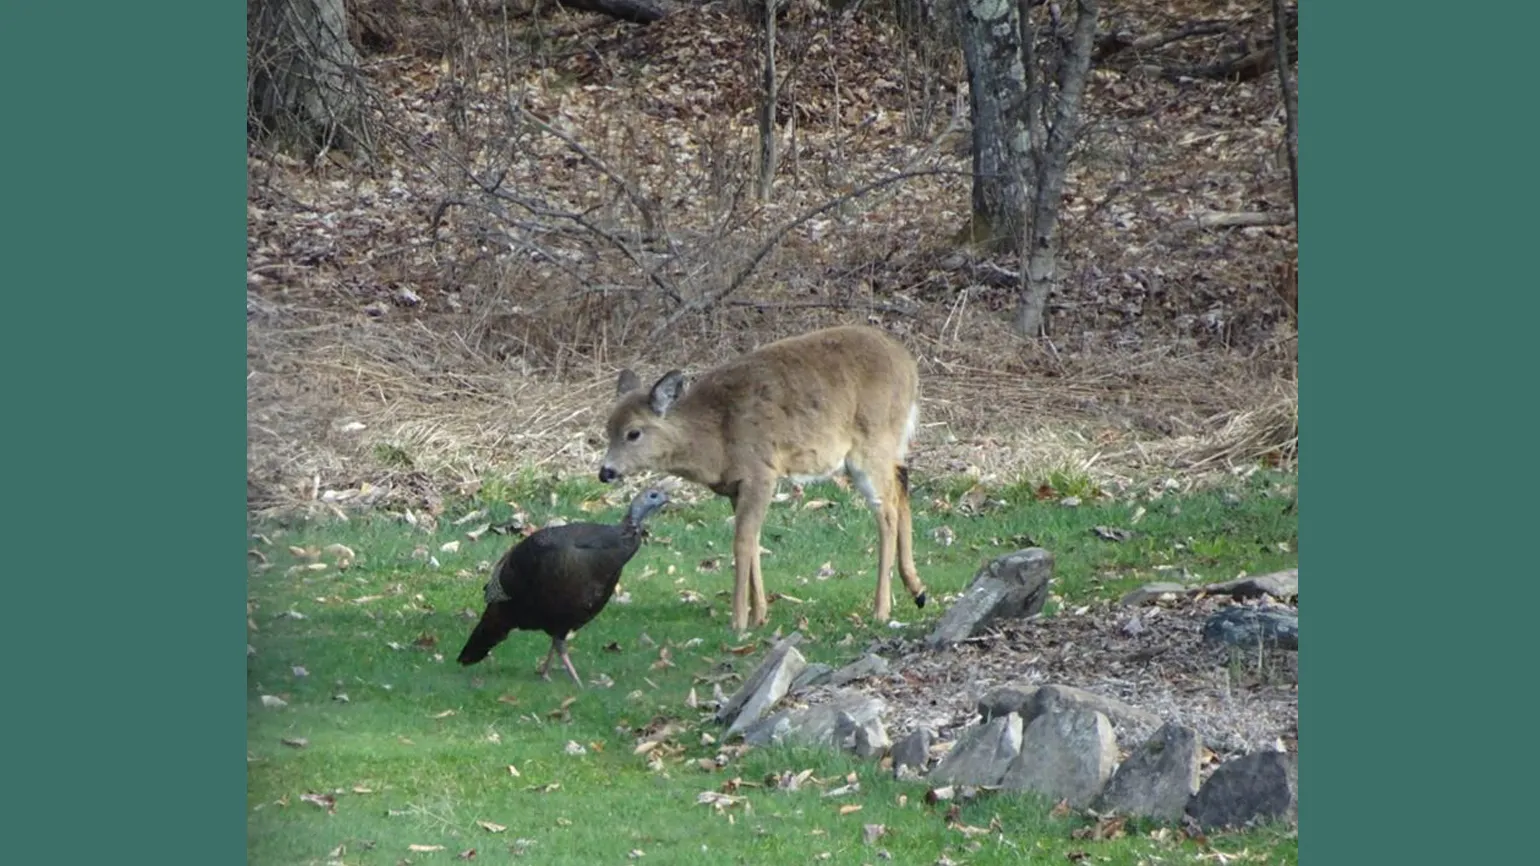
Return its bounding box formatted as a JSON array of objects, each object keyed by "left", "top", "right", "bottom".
[{"left": 626, "top": 429, "right": 642, "bottom": 442}]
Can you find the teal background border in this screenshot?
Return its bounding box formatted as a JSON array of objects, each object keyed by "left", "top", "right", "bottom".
[
  {"left": 2, "top": 3, "right": 247, "bottom": 858},
  {"left": 2, "top": 0, "right": 1532, "bottom": 859},
  {"left": 1304, "top": 1, "right": 1538, "bottom": 860}
]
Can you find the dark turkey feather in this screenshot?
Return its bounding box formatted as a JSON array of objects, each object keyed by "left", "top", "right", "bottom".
[{"left": 456, "top": 488, "right": 668, "bottom": 687}]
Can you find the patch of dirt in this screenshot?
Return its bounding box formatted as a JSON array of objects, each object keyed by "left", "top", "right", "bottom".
[{"left": 816, "top": 595, "right": 1297, "bottom": 764}]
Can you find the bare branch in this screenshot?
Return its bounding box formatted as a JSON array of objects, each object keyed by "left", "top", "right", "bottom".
[
  {"left": 647, "top": 169, "right": 964, "bottom": 340},
  {"left": 1173, "top": 211, "right": 1295, "bottom": 231},
  {"left": 1093, "top": 20, "right": 1237, "bottom": 63},
  {"left": 1272, "top": 0, "right": 1299, "bottom": 214},
  {"left": 512, "top": 101, "right": 660, "bottom": 234}
]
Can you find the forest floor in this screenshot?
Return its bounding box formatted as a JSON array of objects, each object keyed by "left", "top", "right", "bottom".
[{"left": 247, "top": 0, "right": 1298, "bottom": 518}]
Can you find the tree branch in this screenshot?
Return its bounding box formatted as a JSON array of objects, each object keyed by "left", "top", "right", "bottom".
[
  {"left": 1172, "top": 210, "right": 1294, "bottom": 231},
  {"left": 1272, "top": 0, "right": 1299, "bottom": 214},
  {"left": 646, "top": 168, "right": 964, "bottom": 340}
]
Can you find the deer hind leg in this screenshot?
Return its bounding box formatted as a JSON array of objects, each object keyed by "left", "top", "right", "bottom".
[
  {"left": 729, "top": 479, "right": 774, "bottom": 631},
  {"left": 846, "top": 459, "right": 900, "bottom": 623},
  {"left": 894, "top": 463, "right": 927, "bottom": 608}
]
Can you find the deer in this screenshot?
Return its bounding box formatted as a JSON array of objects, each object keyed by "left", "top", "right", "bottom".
[{"left": 597, "top": 324, "right": 929, "bottom": 632}]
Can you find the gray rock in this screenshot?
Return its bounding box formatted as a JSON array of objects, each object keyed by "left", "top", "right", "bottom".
[
  {"left": 928, "top": 713, "right": 1023, "bottom": 787},
  {"left": 741, "top": 690, "right": 888, "bottom": 757},
  {"left": 791, "top": 663, "right": 833, "bottom": 692},
  {"left": 1118, "top": 582, "right": 1191, "bottom": 607},
  {"left": 978, "top": 685, "right": 1039, "bottom": 724},
  {"left": 848, "top": 713, "right": 890, "bottom": 759},
  {"left": 891, "top": 727, "right": 933, "bottom": 779},
  {"left": 980, "top": 683, "right": 1160, "bottom": 734},
  {"left": 926, "top": 549, "right": 1053, "bottom": 648},
  {"left": 1001, "top": 706, "right": 1118, "bottom": 807},
  {"left": 717, "top": 635, "right": 809, "bottom": 736},
  {"left": 1187, "top": 750, "right": 1298, "bottom": 830},
  {"left": 1095, "top": 722, "right": 1203, "bottom": 821},
  {"left": 1198, "top": 570, "right": 1298, "bottom": 602},
  {"left": 830, "top": 653, "right": 890, "bottom": 687},
  {"left": 1201, "top": 606, "right": 1298, "bottom": 650}
]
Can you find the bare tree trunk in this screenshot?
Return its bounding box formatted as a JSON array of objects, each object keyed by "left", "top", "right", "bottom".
[
  {"left": 1015, "top": 0, "right": 1099, "bottom": 337},
  {"left": 249, "top": 0, "right": 371, "bottom": 156},
  {"left": 955, "top": 0, "right": 1033, "bottom": 250},
  {"left": 757, "top": 0, "right": 780, "bottom": 201},
  {"left": 1272, "top": 0, "right": 1299, "bottom": 214}
]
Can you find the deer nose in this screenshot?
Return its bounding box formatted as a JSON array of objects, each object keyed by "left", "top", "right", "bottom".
[{"left": 598, "top": 466, "right": 619, "bottom": 483}]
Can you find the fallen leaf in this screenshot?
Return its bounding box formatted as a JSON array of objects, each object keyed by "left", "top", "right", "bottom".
[
  {"left": 497, "top": 694, "right": 519, "bottom": 706},
  {"left": 1050, "top": 798, "right": 1073, "bottom": 818},
  {"left": 555, "top": 817, "right": 572, "bottom": 827},
  {"left": 838, "top": 804, "right": 863, "bottom": 815},
  {"left": 863, "top": 823, "right": 886, "bottom": 844},
  {"left": 1092, "top": 525, "right": 1133, "bottom": 542},
  {"left": 507, "top": 764, "right": 520, "bottom": 777},
  {"left": 281, "top": 737, "right": 308, "bottom": 748},
  {"left": 409, "top": 844, "right": 445, "bottom": 852},
  {"left": 260, "top": 695, "right": 287, "bottom": 709},
  {"left": 431, "top": 709, "right": 456, "bottom": 719},
  {"left": 564, "top": 741, "right": 587, "bottom": 756},
  {"left": 300, "top": 792, "right": 336, "bottom": 813},
  {"left": 413, "top": 634, "right": 438, "bottom": 650},
  {"left": 457, "top": 848, "right": 476, "bottom": 860},
  {"left": 440, "top": 540, "right": 461, "bottom": 553},
  {"left": 477, "top": 820, "right": 506, "bottom": 833}
]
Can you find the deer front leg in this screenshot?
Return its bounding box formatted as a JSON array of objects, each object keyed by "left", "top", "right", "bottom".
[{"left": 730, "top": 479, "right": 774, "bottom": 631}]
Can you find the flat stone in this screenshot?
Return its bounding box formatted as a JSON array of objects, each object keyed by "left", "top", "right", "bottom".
[
  {"left": 1198, "top": 569, "right": 1297, "bottom": 602},
  {"left": 1118, "top": 582, "right": 1191, "bottom": 607},
  {"left": 1201, "top": 606, "right": 1298, "bottom": 650},
  {"left": 1187, "top": 750, "right": 1299, "bottom": 830},
  {"left": 717, "top": 635, "right": 808, "bottom": 736},
  {"left": 928, "top": 713, "right": 1023, "bottom": 787},
  {"left": 1001, "top": 705, "right": 1118, "bottom": 808},
  {"left": 741, "top": 690, "right": 888, "bottom": 757},
  {"left": 1095, "top": 722, "right": 1203, "bottom": 821},
  {"left": 978, "top": 685, "right": 1039, "bottom": 724},
  {"left": 926, "top": 549, "right": 1052, "bottom": 648},
  {"left": 982, "top": 683, "right": 1160, "bottom": 735},
  {"left": 791, "top": 663, "right": 833, "bottom": 692},
  {"left": 891, "top": 727, "right": 933, "bottom": 780},
  {"left": 830, "top": 653, "right": 890, "bottom": 687}
]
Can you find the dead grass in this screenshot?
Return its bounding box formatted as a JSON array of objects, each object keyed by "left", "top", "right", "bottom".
[{"left": 247, "top": 295, "right": 1295, "bottom": 514}]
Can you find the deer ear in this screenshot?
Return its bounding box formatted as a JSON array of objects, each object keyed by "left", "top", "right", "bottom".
[
  {"left": 616, "top": 368, "right": 642, "bottom": 396},
  {"left": 649, "top": 370, "right": 686, "bottom": 416}
]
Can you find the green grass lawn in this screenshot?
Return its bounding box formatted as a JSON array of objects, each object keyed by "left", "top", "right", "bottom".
[{"left": 248, "top": 470, "right": 1298, "bottom": 865}]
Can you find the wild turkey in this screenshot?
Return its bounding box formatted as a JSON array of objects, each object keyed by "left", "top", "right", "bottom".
[{"left": 456, "top": 488, "right": 668, "bottom": 687}]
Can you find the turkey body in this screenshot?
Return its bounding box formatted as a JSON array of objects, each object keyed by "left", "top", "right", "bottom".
[{"left": 457, "top": 488, "right": 667, "bottom": 687}]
